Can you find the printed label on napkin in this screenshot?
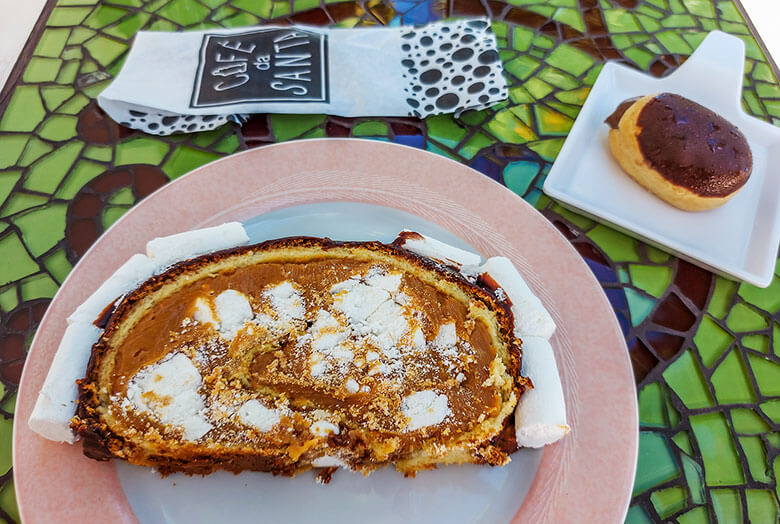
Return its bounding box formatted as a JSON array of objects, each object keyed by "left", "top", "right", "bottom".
[
  {"left": 192, "top": 29, "right": 328, "bottom": 107},
  {"left": 97, "top": 18, "right": 507, "bottom": 135}
]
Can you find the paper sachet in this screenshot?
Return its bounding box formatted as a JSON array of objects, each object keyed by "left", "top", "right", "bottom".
[{"left": 98, "top": 18, "right": 508, "bottom": 135}]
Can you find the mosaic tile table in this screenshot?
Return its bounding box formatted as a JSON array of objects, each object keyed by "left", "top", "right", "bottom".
[{"left": 0, "top": 0, "right": 779, "bottom": 522}]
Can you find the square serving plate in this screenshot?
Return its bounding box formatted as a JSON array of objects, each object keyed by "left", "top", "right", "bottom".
[{"left": 543, "top": 31, "right": 780, "bottom": 287}]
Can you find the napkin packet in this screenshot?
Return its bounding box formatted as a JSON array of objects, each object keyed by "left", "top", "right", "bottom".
[{"left": 98, "top": 18, "right": 508, "bottom": 135}]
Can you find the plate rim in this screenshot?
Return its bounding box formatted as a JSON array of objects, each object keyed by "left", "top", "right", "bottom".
[{"left": 14, "top": 138, "right": 638, "bottom": 524}]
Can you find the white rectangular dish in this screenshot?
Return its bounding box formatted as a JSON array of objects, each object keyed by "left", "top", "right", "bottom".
[{"left": 544, "top": 31, "right": 780, "bottom": 287}]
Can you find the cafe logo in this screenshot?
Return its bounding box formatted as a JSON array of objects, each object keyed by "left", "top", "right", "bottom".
[{"left": 191, "top": 28, "right": 328, "bottom": 108}]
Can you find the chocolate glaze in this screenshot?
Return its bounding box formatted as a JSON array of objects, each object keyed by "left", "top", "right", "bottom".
[
  {"left": 605, "top": 97, "right": 641, "bottom": 129},
  {"left": 636, "top": 93, "right": 752, "bottom": 197}
]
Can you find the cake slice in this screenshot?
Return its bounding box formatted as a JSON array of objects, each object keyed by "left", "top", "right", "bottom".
[{"left": 73, "top": 237, "right": 528, "bottom": 477}]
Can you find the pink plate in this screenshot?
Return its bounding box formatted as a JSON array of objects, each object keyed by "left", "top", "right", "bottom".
[{"left": 15, "top": 139, "right": 637, "bottom": 523}]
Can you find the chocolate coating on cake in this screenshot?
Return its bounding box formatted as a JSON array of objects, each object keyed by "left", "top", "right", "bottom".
[
  {"left": 635, "top": 93, "right": 752, "bottom": 197},
  {"left": 605, "top": 97, "right": 640, "bottom": 130}
]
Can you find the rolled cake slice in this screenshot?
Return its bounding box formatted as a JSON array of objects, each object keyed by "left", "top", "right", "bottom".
[
  {"left": 605, "top": 93, "right": 752, "bottom": 211},
  {"left": 73, "top": 237, "right": 528, "bottom": 476}
]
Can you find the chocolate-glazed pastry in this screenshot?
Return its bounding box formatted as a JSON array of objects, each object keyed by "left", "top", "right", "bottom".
[{"left": 605, "top": 93, "right": 753, "bottom": 211}]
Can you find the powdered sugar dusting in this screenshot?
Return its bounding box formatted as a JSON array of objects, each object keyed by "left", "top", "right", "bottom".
[
  {"left": 311, "top": 420, "right": 340, "bottom": 436},
  {"left": 402, "top": 390, "right": 451, "bottom": 431},
  {"left": 126, "top": 353, "right": 212, "bottom": 441},
  {"left": 238, "top": 399, "right": 282, "bottom": 432}
]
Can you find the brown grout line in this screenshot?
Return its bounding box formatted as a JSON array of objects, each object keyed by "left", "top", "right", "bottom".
[
  {"left": 0, "top": 0, "right": 58, "bottom": 108},
  {"left": 733, "top": 0, "right": 780, "bottom": 82}
]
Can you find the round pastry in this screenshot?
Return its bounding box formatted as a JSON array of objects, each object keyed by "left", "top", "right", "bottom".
[{"left": 605, "top": 93, "right": 753, "bottom": 211}]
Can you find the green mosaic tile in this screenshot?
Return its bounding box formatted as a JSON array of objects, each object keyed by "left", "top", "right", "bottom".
[
  {"left": 102, "top": 206, "right": 127, "bottom": 229},
  {"left": 524, "top": 77, "right": 554, "bottom": 100},
  {"left": 675, "top": 506, "right": 710, "bottom": 524},
  {"left": 83, "top": 145, "right": 112, "bottom": 162},
  {"left": 425, "top": 116, "right": 465, "bottom": 149},
  {"left": 664, "top": 349, "right": 714, "bottom": 409},
  {"left": 115, "top": 137, "right": 170, "bottom": 166},
  {"left": 504, "top": 55, "right": 540, "bottom": 81},
  {"left": 626, "top": 288, "right": 655, "bottom": 326},
  {"left": 458, "top": 131, "right": 493, "bottom": 160},
  {"left": 511, "top": 26, "right": 533, "bottom": 52},
  {"left": 637, "top": 3, "right": 665, "bottom": 18},
  {"left": 742, "top": 334, "right": 769, "bottom": 354},
  {"left": 508, "top": 86, "right": 533, "bottom": 104},
  {"left": 681, "top": 0, "right": 715, "bottom": 17},
  {"left": 55, "top": 60, "right": 80, "bottom": 84},
  {"left": 545, "top": 45, "right": 594, "bottom": 77},
  {"left": 83, "top": 5, "right": 128, "bottom": 29},
  {"left": 693, "top": 315, "right": 734, "bottom": 367},
  {"left": 0, "top": 171, "right": 21, "bottom": 206},
  {"left": 690, "top": 412, "right": 745, "bottom": 486},
  {"left": 711, "top": 349, "right": 757, "bottom": 404},
  {"left": 761, "top": 400, "right": 780, "bottom": 425},
  {"left": 48, "top": 6, "right": 92, "bottom": 27},
  {"left": 55, "top": 159, "right": 105, "bottom": 199},
  {"left": 681, "top": 453, "right": 705, "bottom": 504},
  {"left": 0, "top": 416, "right": 11, "bottom": 477},
  {"left": 37, "top": 115, "right": 79, "bottom": 142},
  {"left": 162, "top": 146, "right": 221, "bottom": 178},
  {"left": 213, "top": 134, "right": 240, "bottom": 154},
  {"left": 269, "top": 114, "right": 325, "bottom": 142},
  {"left": 526, "top": 138, "right": 564, "bottom": 162},
  {"left": 23, "top": 141, "right": 84, "bottom": 194},
  {"left": 83, "top": 35, "right": 128, "bottom": 67},
  {"left": 41, "top": 86, "right": 75, "bottom": 113},
  {"left": 147, "top": 18, "right": 178, "bottom": 31},
  {"left": 731, "top": 408, "right": 769, "bottom": 435},
  {"left": 23, "top": 57, "right": 62, "bottom": 83},
  {"left": 746, "top": 489, "right": 779, "bottom": 523},
  {"left": 624, "top": 47, "right": 655, "bottom": 70},
  {"left": 0, "top": 136, "right": 27, "bottom": 170},
  {"left": 108, "top": 186, "right": 134, "bottom": 206},
  {"left": 58, "top": 93, "right": 91, "bottom": 115},
  {"left": 0, "top": 479, "right": 19, "bottom": 523},
  {"left": 533, "top": 105, "right": 573, "bottom": 136},
  {"left": 157, "top": 0, "right": 213, "bottom": 25},
  {"left": 726, "top": 302, "right": 769, "bottom": 332},
  {"left": 747, "top": 353, "right": 780, "bottom": 397},
  {"left": 21, "top": 273, "right": 59, "bottom": 301},
  {"left": 42, "top": 248, "right": 72, "bottom": 285},
  {"left": 650, "top": 485, "right": 687, "bottom": 519},
  {"left": 587, "top": 224, "right": 641, "bottom": 262},
  {"left": 0, "top": 193, "right": 49, "bottom": 218},
  {"left": 673, "top": 429, "right": 694, "bottom": 455},
  {"left": 486, "top": 109, "right": 536, "bottom": 144},
  {"left": 232, "top": 0, "right": 273, "bottom": 17},
  {"left": 604, "top": 9, "right": 642, "bottom": 33},
  {"left": 739, "top": 436, "right": 771, "bottom": 483},
  {"left": 11, "top": 204, "right": 67, "bottom": 258},
  {"left": 503, "top": 161, "right": 538, "bottom": 196},
  {"left": 753, "top": 62, "right": 777, "bottom": 83},
  {"left": 0, "top": 232, "right": 38, "bottom": 286},
  {"left": 34, "top": 28, "right": 71, "bottom": 58},
  {"left": 634, "top": 431, "right": 680, "bottom": 495},
  {"left": 554, "top": 86, "right": 590, "bottom": 106},
  {"left": 106, "top": 12, "right": 152, "bottom": 39},
  {"left": 661, "top": 14, "right": 697, "bottom": 28},
  {"left": 628, "top": 264, "right": 672, "bottom": 298},
  {"left": 0, "top": 87, "right": 46, "bottom": 133},
  {"left": 638, "top": 382, "right": 667, "bottom": 428},
  {"left": 66, "top": 27, "right": 96, "bottom": 45},
  {"left": 549, "top": 204, "right": 595, "bottom": 230},
  {"left": 551, "top": 7, "right": 584, "bottom": 32},
  {"left": 0, "top": 287, "right": 18, "bottom": 313},
  {"left": 708, "top": 277, "right": 738, "bottom": 318},
  {"left": 737, "top": 277, "right": 780, "bottom": 312}
]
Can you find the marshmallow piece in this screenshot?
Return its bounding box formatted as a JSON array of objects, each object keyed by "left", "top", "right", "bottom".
[
  {"left": 67, "top": 254, "right": 159, "bottom": 325},
  {"left": 514, "top": 336, "right": 569, "bottom": 448},
  {"left": 146, "top": 222, "right": 249, "bottom": 269},
  {"left": 28, "top": 322, "right": 103, "bottom": 443},
  {"left": 478, "top": 256, "right": 556, "bottom": 340},
  {"left": 396, "top": 230, "right": 482, "bottom": 269}
]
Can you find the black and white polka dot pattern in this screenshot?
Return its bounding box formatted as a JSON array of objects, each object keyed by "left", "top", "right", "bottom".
[
  {"left": 108, "top": 102, "right": 229, "bottom": 135},
  {"left": 400, "top": 18, "right": 508, "bottom": 118}
]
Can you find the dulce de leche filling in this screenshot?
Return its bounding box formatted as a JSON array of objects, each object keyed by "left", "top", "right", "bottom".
[{"left": 105, "top": 258, "right": 504, "bottom": 465}]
